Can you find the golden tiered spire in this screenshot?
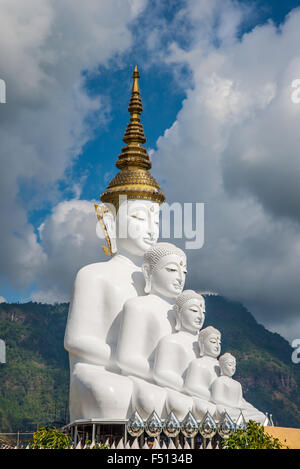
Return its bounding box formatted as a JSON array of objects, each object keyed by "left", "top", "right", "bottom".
[{"left": 100, "top": 66, "right": 166, "bottom": 211}]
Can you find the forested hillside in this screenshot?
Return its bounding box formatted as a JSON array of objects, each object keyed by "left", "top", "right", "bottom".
[
  {"left": 0, "top": 297, "right": 299, "bottom": 432},
  {"left": 0, "top": 303, "right": 69, "bottom": 432}
]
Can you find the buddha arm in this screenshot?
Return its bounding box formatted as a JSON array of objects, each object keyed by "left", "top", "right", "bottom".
[
  {"left": 64, "top": 266, "right": 110, "bottom": 366},
  {"left": 184, "top": 360, "right": 209, "bottom": 399},
  {"left": 240, "top": 396, "right": 255, "bottom": 410},
  {"left": 116, "top": 300, "right": 151, "bottom": 380},
  {"left": 210, "top": 379, "right": 228, "bottom": 406},
  {"left": 211, "top": 379, "right": 243, "bottom": 407},
  {"left": 153, "top": 338, "right": 184, "bottom": 391}
]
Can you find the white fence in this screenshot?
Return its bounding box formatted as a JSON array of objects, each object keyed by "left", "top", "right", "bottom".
[{"left": 0, "top": 437, "right": 220, "bottom": 450}]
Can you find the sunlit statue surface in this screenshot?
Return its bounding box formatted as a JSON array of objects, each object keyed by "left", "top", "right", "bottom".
[
  {"left": 64, "top": 66, "right": 266, "bottom": 425},
  {"left": 211, "top": 353, "right": 266, "bottom": 423},
  {"left": 116, "top": 242, "right": 187, "bottom": 418},
  {"left": 184, "top": 326, "right": 221, "bottom": 419},
  {"left": 153, "top": 290, "right": 205, "bottom": 419},
  {"left": 64, "top": 67, "right": 165, "bottom": 421},
  {"left": 0, "top": 339, "right": 5, "bottom": 364}
]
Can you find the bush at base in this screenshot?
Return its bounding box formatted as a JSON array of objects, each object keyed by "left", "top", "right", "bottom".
[
  {"left": 222, "top": 420, "right": 287, "bottom": 449},
  {"left": 30, "top": 427, "right": 108, "bottom": 449},
  {"left": 31, "top": 427, "right": 71, "bottom": 449}
]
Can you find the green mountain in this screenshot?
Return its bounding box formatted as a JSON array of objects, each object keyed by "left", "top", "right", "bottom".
[
  {"left": 0, "top": 302, "right": 69, "bottom": 432},
  {"left": 0, "top": 297, "right": 299, "bottom": 432}
]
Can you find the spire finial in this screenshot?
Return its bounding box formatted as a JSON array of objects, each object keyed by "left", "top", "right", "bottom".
[
  {"left": 125, "top": 65, "right": 143, "bottom": 141},
  {"left": 132, "top": 65, "right": 140, "bottom": 94},
  {"left": 100, "top": 66, "right": 165, "bottom": 213}
]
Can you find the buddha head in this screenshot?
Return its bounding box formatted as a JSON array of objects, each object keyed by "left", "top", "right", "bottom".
[
  {"left": 173, "top": 290, "right": 205, "bottom": 333},
  {"left": 198, "top": 326, "right": 221, "bottom": 358},
  {"left": 142, "top": 242, "right": 187, "bottom": 298},
  {"left": 97, "top": 198, "right": 160, "bottom": 257},
  {"left": 219, "top": 353, "right": 236, "bottom": 377}
]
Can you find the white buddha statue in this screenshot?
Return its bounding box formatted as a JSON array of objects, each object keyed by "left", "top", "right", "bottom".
[
  {"left": 116, "top": 242, "right": 187, "bottom": 418},
  {"left": 64, "top": 66, "right": 268, "bottom": 426},
  {"left": 153, "top": 290, "right": 205, "bottom": 419},
  {"left": 211, "top": 353, "right": 266, "bottom": 424},
  {"left": 64, "top": 66, "right": 166, "bottom": 421},
  {"left": 184, "top": 326, "right": 221, "bottom": 419}
]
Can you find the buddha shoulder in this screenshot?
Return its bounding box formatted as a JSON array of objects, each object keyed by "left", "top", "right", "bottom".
[
  {"left": 74, "top": 261, "right": 114, "bottom": 287},
  {"left": 123, "top": 295, "right": 152, "bottom": 312},
  {"left": 78, "top": 254, "right": 140, "bottom": 274},
  {"left": 189, "top": 356, "right": 218, "bottom": 372},
  {"left": 125, "top": 294, "right": 169, "bottom": 310}
]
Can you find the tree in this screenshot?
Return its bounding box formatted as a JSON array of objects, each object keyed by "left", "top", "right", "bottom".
[
  {"left": 222, "top": 420, "right": 287, "bottom": 449},
  {"left": 31, "top": 426, "right": 71, "bottom": 449}
]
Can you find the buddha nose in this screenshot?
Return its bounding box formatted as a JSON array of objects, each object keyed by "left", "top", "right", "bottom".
[
  {"left": 148, "top": 217, "right": 157, "bottom": 238},
  {"left": 177, "top": 269, "right": 184, "bottom": 284}
]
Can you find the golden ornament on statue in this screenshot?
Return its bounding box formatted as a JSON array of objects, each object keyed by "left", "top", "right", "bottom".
[{"left": 100, "top": 65, "right": 165, "bottom": 211}]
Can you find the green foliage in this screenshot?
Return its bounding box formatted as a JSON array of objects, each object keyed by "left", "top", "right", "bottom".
[
  {"left": 0, "top": 303, "right": 69, "bottom": 431},
  {"left": 222, "top": 420, "right": 286, "bottom": 449},
  {"left": 1, "top": 299, "right": 300, "bottom": 431},
  {"left": 31, "top": 426, "right": 71, "bottom": 449},
  {"left": 30, "top": 430, "right": 109, "bottom": 449},
  {"left": 82, "top": 440, "right": 109, "bottom": 449}
]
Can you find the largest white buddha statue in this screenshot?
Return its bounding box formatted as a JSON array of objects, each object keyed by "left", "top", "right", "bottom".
[{"left": 64, "top": 67, "right": 165, "bottom": 421}]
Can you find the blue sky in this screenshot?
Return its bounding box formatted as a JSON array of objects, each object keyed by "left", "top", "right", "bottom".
[
  {"left": 63, "top": 0, "right": 300, "bottom": 207},
  {"left": 1, "top": 0, "right": 300, "bottom": 340},
  {"left": 27, "top": 0, "right": 300, "bottom": 226}
]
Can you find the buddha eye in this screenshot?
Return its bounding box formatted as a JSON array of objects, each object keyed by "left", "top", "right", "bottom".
[
  {"left": 166, "top": 267, "right": 177, "bottom": 272},
  {"left": 131, "top": 214, "right": 145, "bottom": 221}
]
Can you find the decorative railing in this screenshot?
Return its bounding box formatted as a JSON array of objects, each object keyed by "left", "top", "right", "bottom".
[{"left": 0, "top": 410, "right": 273, "bottom": 449}]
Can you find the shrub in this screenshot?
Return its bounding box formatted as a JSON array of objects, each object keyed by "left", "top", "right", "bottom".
[
  {"left": 31, "top": 426, "right": 71, "bottom": 449},
  {"left": 222, "top": 420, "right": 287, "bottom": 449}
]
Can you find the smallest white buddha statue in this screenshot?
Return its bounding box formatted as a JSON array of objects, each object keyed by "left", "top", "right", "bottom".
[
  {"left": 211, "top": 353, "right": 266, "bottom": 424},
  {"left": 184, "top": 326, "right": 221, "bottom": 419}
]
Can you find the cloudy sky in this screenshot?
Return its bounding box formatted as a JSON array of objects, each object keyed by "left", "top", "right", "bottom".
[{"left": 0, "top": 0, "right": 300, "bottom": 341}]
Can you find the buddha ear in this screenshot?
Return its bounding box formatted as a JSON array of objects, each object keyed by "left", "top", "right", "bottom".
[
  {"left": 102, "top": 210, "right": 117, "bottom": 254},
  {"left": 173, "top": 304, "right": 181, "bottom": 332},
  {"left": 198, "top": 337, "right": 205, "bottom": 357},
  {"left": 142, "top": 263, "right": 151, "bottom": 294}
]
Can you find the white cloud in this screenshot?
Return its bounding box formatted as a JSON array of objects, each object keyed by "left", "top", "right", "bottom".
[
  {"left": 1, "top": 0, "right": 299, "bottom": 342},
  {"left": 129, "top": 0, "right": 148, "bottom": 17},
  {"left": 0, "top": 0, "right": 147, "bottom": 290},
  {"left": 31, "top": 199, "right": 106, "bottom": 303},
  {"left": 0, "top": 297, "right": 6, "bottom": 304},
  {"left": 151, "top": 1, "right": 300, "bottom": 340}
]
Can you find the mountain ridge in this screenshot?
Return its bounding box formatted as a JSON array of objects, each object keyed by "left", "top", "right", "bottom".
[{"left": 0, "top": 297, "right": 299, "bottom": 431}]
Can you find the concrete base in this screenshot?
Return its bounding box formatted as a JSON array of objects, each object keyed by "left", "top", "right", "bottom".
[{"left": 264, "top": 426, "right": 300, "bottom": 449}]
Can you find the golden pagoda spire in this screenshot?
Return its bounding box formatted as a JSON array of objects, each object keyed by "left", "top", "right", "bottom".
[
  {"left": 116, "top": 65, "right": 149, "bottom": 170},
  {"left": 100, "top": 66, "right": 165, "bottom": 211}
]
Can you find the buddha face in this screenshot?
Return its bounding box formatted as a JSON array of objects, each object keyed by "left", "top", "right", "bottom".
[
  {"left": 179, "top": 298, "right": 205, "bottom": 332},
  {"left": 202, "top": 333, "right": 221, "bottom": 358},
  {"left": 143, "top": 254, "right": 187, "bottom": 299},
  {"left": 107, "top": 199, "right": 160, "bottom": 257},
  {"left": 220, "top": 356, "right": 236, "bottom": 377}
]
